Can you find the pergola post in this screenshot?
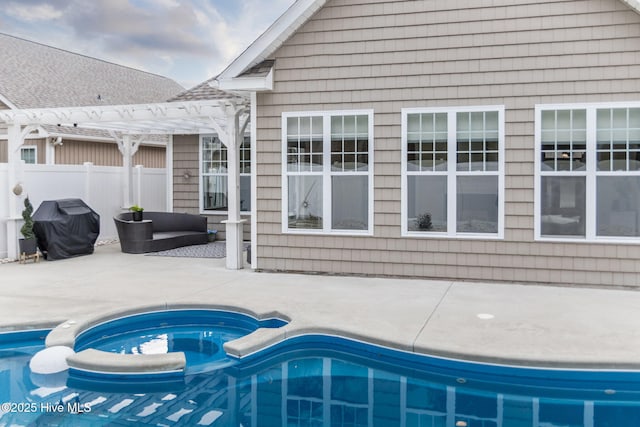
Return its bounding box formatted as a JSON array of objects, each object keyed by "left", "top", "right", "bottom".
[
  {"left": 218, "top": 103, "right": 249, "bottom": 270},
  {"left": 114, "top": 133, "right": 142, "bottom": 209},
  {"left": 6, "top": 124, "right": 23, "bottom": 260}
]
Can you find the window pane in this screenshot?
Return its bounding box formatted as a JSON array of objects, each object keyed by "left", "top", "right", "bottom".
[
  {"left": 288, "top": 176, "right": 322, "bottom": 229},
  {"left": 407, "top": 175, "right": 447, "bottom": 232},
  {"left": 203, "top": 175, "right": 228, "bottom": 210},
  {"left": 540, "top": 176, "right": 586, "bottom": 237},
  {"left": 240, "top": 137, "right": 251, "bottom": 173},
  {"left": 240, "top": 175, "right": 251, "bottom": 212},
  {"left": 287, "top": 117, "right": 298, "bottom": 135},
  {"left": 597, "top": 176, "right": 640, "bottom": 237},
  {"left": 356, "top": 115, "right": 368, "bottom": 135},
  {"left": 202, "top": 137, "right": 226, "bottom": 172},
  {"left": 407, "top": 114, "right": 421, "bottom": 132},
  {"left": 20, "top": 148, "right": 36, "bottom": 164},
  {"left": 331, "top": 116, "right": 343, "bottom": 135},
  {"left": 288, "top": 117, "right": 323, "bottom": 172},
  {"left": 457, "top": 176, "right": 498, "bottom": 233},
  {"left": 332, "top": 176, "right": 368, "bottom": 230},
  {"left": 299, "top": 116, "right": 311, "bottom": 135},
  {"left": 312, "top": 116, "right": 323, "bottom": 135},
  {"left": 456, "top": 111, "right": 499, "bottom": 172},
  {"left": 343, "top": 115, "right": 356, "bottom": 134},
  {"left": 539, "top": 109, "right": 586, "bottom": 172},
  {"left": 485, "top": 111, "right": 499, "bottom": 131}
]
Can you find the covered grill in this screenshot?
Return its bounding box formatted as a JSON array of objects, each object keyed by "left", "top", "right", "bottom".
[{"left": 33, "top": 199, "right": 100, "bottom": 260}]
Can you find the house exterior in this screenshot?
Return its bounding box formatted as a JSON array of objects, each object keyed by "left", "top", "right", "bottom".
[
  {"left": 0, "top": 33, "right": 183, "bottom": 167},
  {"left": 214, "top": 0, "right": 640, "bottom": 286}
]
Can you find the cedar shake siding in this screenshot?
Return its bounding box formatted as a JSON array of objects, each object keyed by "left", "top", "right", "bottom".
[
  {"left": 172, "top": 135, "right": 251, "bottom": 241},
  {"left": 254, "top": 0, "right": 640, "bottom": 286}
]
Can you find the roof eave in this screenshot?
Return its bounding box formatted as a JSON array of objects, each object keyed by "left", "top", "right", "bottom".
[
  {"left": 217, "top": 0, "right": 327, "bottom": 80},
  {"left": 0, "top": 93, "right": 18, "bottom": 110},
  {"left": 217, "top": 68, "right": 274, "bottom": 92},
  {"left": 620, "top": 0, "right": 640, "bottom": 13}
]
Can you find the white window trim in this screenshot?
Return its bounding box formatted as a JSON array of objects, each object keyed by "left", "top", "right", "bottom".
[
  {"left": 20, "top": 145, "right": 37, "bottom": 164},
  {"left": 199, "top": 134, "right": 251, "bottom": 215},
  {"left": 535, "top": 101, "right": 640, "bottom": 244},
  {"left": 281, "top": 109, "right": 375, "bottom": 236},
  {"left": 401, "top": 105, "right": 505, "bottom": 239}
]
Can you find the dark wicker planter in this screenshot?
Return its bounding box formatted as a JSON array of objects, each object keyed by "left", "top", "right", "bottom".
[
  {"left": 132, "top": 211, "right": 143, "bottom": 222},
  {"left": 19, "top": 238, "right": 37, "bottom": 255}
]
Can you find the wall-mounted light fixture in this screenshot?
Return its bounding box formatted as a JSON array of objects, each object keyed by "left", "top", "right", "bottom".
[{"left": 183, "top": 170, "right": 192, "bottom": 180}]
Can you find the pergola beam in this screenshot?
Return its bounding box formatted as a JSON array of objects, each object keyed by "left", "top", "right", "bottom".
[{"left": 0, "top": 100, "right": 239, "bottom": 134}]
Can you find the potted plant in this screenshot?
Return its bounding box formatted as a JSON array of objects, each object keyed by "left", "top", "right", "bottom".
[
  {"left": 129, "top": 205, "right": 144, "bottom": 221},
  {"left": 415, "top": 212, "right": 433, "bottom": 231},
  {"left": 19, "top": 197, "right": 37, "bottom": 255}
]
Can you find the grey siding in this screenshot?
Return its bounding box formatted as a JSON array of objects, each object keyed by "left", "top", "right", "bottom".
[
  {"left": 172, "top": 134, "right": 251, "bottom": 241},
  {"left": 0, "top": 139, "right": 164, "bottom": 166},
  {"left": 53, "top": 140, "right": 165, "bottom": 167},
  {"left": 255, "top": 0, "right": 640, "bottom": 286}
]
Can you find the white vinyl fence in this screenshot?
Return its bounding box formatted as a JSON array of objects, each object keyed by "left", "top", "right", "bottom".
[{"left": 0, "top": 163, "right": 166, "bottom": 259}]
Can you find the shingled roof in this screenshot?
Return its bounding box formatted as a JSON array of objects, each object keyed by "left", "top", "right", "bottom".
[
  {"left": 0, "top": 32, "right": 184, "bottom": 109},
  {"left": 168, "top": 77, "right": 244, "bottom": 103}
]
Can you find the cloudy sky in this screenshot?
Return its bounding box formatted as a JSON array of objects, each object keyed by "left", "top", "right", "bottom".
[{"left": 0, "top": 0, "right": 296, "bottom": 89}]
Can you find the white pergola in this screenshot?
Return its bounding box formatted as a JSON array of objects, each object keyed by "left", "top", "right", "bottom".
[{"left": 0, "top": 99, "right": 250, "bottom": 269}]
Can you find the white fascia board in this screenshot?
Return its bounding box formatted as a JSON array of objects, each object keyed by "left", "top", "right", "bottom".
[
  {"left": 217, "top": 0, "right": 327, "bottom": 80},
  {"left": 620, "top": 0, "right": 640, "bottom": 14},
  {"left": 0, "top": 93, "right": 18, "bottom": 110},
  {"left": 218, "top": 69, "right": 274, "bottom": 92}
]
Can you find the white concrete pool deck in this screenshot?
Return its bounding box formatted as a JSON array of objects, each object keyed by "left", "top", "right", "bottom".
[{"left": 2, "top": 243, "right": 640, "bottom": 369}]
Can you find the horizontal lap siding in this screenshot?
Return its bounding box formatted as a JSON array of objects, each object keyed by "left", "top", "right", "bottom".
[
  {"left": 54, "top": 140, "right": 165, "bottom": 167},
  {"left": 0, "top": 140, "right": 7, "bottom": 163},
  {"left": 255, "top": 0, "right": 640, "bottom": 286}
]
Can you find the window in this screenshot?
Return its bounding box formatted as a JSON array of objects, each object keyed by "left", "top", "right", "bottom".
[
  {"left": 282, "top": 110, "right": 374, "bottom": 234},
  {"left": 200, "top": 135, "right": 251, "bottom": 213},
  {"left": 402, "top": 106, "right": 505, "bottom": 237},
  {"left": 537, "top": 103, "right": 640, "bottom": 241},
  {"left": 20, "top": 146, "right": 37, "bottom": 164}
]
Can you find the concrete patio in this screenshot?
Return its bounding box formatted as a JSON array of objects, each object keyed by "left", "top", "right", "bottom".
[{"left": 2, "top": 243, "right": 640, "bottom": 369}]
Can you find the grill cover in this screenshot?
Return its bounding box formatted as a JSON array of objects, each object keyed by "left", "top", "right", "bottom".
[{"left": 33, "top": 199, "right": 100, "bottom": 260}]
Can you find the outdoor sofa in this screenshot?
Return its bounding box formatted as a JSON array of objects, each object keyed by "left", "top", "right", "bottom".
[{"left": 114, "top": 211, "right": 208, "bottom": 254}]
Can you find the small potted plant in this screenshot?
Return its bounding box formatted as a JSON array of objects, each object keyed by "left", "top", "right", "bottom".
[
  {"left": 19, "top": 197, "right": 37, "bottom": 255},
  {"left": 129, "top": 205, "right": 144, "bottom": 221},
  {"left": 416, "top": 212, "right": 433, "bottom": 231}
]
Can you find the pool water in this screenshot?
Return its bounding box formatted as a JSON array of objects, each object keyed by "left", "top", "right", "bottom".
[
  {"left": 72, "top": 309, "right": 288, "bottom": 373},
  {"left": 80, "top": 325, "right": 243, "bottom": 370},
  {"left": 2, "top": 331, "right": 640, "bottom": 426}
]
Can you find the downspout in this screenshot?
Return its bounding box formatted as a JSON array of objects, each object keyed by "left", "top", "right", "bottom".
[{"left": 166, "top": 135, "right": 174, "bottom": 212}]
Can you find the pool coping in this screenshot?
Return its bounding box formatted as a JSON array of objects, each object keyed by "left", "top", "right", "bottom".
[
  {"left": 6, "top": 244, "right": 640, "bottom": 372},
  {"left": 34, "top": 303, "right": 640, "bottom": 375}
]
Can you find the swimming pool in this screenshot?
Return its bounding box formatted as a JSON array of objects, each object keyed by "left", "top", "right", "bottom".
[{"left": 1, "top": 314, "right": 640, "bottom": 426}]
